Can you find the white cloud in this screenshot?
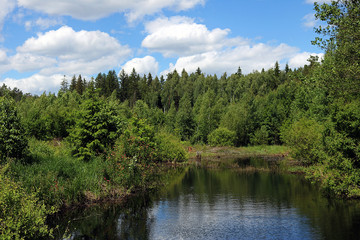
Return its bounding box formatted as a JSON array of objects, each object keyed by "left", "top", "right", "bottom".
[
  {"left": 302, "top": 13, "right": 317, "bottom": 28},
  {"left": 25, "top": 17, "right": 62, "bottom": 31},
  {"left": 0, "top": 26, "right": 132, "bottom": 94},
  {"left": 144, "top": 16, "right": 325, "bottom": 76},
  {"left": 10, "top": 53, "right": 57, "bottom": 72},
  {"left": 2, "top": 74, "right": 64, "bottom": 94},
  {"left": 0, "top": 0, "right": 15, "bottom": 33},
  {"left": 0, "top": 49, "right": 8, "bottom": 63},
  {"left": 288, "top": 52, "right": 324, "bottom": 69},
  {"left": 142, "top": 16, "right": 244, "bottom": 57},
  {"left": 18, "top": 26, "right": 130, "bottom": 62},
  {"left": 13, "top": 26, "right": 131, "bottom": 74},
  {"left": 162, "top": 43, "right": 301, "bottom": 76},
  {"left": 17, "top": 0, "right": 205, "bottom": 22},
  {"left": 122, "top": 56, "right": 158, "bottom": 76}
]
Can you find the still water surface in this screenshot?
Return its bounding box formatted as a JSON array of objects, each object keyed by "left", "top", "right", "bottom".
[{"left": 53, "top": 158, "right": 360, "bottom": 240}]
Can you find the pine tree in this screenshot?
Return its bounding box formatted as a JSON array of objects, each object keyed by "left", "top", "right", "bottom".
[
  {"left": 75, "top": 75, "right": 85, "bottom": 95},
  {"left": 0, "top": 97, "right": 28, "bottom": 162},
  {"left": 60, "top": 75, "right": 69, "bottom": 92},
  {"left": 69, "top": 75, "right": 77, "bottom": 92}
]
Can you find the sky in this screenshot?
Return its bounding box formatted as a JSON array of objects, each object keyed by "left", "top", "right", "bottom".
[{"left": 0, "top": 0, "right": 331, "bottom": 94}]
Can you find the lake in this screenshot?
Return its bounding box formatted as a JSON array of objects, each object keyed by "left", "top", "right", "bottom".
[{"left": 51, "top": 157, "right": 360, "bottom": 239}]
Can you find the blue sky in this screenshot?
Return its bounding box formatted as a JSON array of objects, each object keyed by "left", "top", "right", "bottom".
[{"left": 0, "top": 0, "right": 330, "bottom": 94}]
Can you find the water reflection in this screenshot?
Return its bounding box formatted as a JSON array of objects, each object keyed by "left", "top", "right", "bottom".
[{"left": 51, "top": 164, "right": 360, "bottom": 240}]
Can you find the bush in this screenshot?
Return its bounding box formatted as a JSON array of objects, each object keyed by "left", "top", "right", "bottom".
[
  {"left": 208, "top": 127, "right": 236, "bottom": 146},
  {"left": 250, "top": 125, "right": 270, "bottom": 146},
  {"left": 0, "top": 165, "right": 54, "bottom": 239},
  {"left": 105, "top": 120, "right": 187, "bottom": 191},
  {"left": 105, "top": 117, "right": 160, "bottom": 190},
  {"left": 155, "top": 132, "right": 187, "bottom": 162},
  {"left": 0, "top": 97, "right": 28, "bottom": 163},
  {"left": 281, "top": 117, "right": 324, "bottom": 165}
]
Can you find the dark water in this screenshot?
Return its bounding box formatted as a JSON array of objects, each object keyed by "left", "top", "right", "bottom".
[{"left": 52, "top": 158, "right": 360, "bottom": 240}]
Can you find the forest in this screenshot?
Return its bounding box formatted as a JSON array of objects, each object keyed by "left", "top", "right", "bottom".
[{"left": 0, "top": 0, "right": 359, "bottom": 239}]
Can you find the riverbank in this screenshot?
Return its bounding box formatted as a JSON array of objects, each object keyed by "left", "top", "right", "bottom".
[{"left": 186, "top": 145, "right": 308, "bottom": 174}]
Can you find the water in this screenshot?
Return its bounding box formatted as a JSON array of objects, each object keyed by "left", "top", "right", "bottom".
[{"left": 52, "top": 158, "right": 360, "bottom": 240}]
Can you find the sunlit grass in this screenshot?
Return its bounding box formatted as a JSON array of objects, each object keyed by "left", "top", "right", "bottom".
[{"left": 188, "top": 144, "right": 290, "bottom": 159}]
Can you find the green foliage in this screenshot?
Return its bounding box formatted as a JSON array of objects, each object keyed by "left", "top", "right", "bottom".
[
  {"left": 313, "top": 0, "right": 360, "bottom": 99},
  {"left": 0, "top": 165, "right": 54, "bottom": 239},
  {"left": 193, "top": 90, "right": 224, "bottom": 143},
  {"left": 220, "top": 103, "right": 249, "bottom": 146},
  {"left": 105, "top": 118, "right": 159, "bottom": 190},
  {"left": 155, "top": 132, "right": 187, "bottom": 162},
  {"left": 11, "top": 138, "right": 107, "bottom": 206},
  {"left": 281, "top": 117, "right": 324, "bottom": 165},
  {"left": 0, "top": 97, "right": 28, "bottom": 163},
  {"left": 208, "top": 127, "right": 236, "bottom": 147},
  {"left": 176, "top": 93, "right": 195, "bottom": 141},
  {"left": 250, "top": 125, "right": 270, "bottom": 146},
  {"left": 120, "top": 117, "right": 157, "bottom": 163},
  {"left": 68, "top": 91, "right": 119, "bottom": 161}
]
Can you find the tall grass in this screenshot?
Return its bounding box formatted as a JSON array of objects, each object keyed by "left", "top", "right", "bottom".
[{"left": 9, "top": 139, "right": 107, "bottom": 207}]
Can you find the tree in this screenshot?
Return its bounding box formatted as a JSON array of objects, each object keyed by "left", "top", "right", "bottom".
[
  {"left": 312, "top": 0, "right": 360, "bottom": 98},
  {"left": 75, "top": 74, "right": 85, "bottom": 95},
  {"left": 236, "top": 66, "right": 243, "bottom": 77},
  {"left": 119, "top": 69, "right": 129, "bottom": 102},
  {"left": 60, "top": 75, "right": 69, "bottom": 92},
  {"left": 68, "top": 89, "right": 119, "bottom": 161},
  {"left": 285, "top": 63, "right": 290, "bottom": 74},
  {"left": 0, "top": 97, "right": 28, "bottom": 162},
  {"left": 128, "top": 68, "right": 140, "bottom": 108},
  {"left": 220, "top": 102, "right": 249, "bottom": 146},
  {"left": 193, "top": 90, "right": 223, "bottom": 143},
  {"left": 105, "top": 70, "right": 119, "bottom": 98},
  {"left": 176, "top": 93, "right": 195, "bottom": 141},
  {"left": 274, "top": 61, "right": 280, "bottom": 78},
  {"left": 95, "top": 72, "right": 106, "bottom": 96},
  {"left": 69, "top": 75, "right": 77, "bottom": 92}
]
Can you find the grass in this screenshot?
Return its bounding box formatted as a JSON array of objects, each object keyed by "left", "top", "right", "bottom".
[
  {"left": 9, "top": 139, "right": 109, "bottom": 207},
  {"left": 188, "top": 144, "right": 290, "bottom": 160}
]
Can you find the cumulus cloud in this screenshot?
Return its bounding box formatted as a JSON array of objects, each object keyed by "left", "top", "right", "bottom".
[
  {"left": 288, "top": 52, "right": 324, "bottom": 69},
  {"left": 2, "top": 74, "right": 64, "bottom": 94},
  {"left": 162, "top": 43, "right": 300, "bottom": 76},
  {"left": 122, "top": 56, "right": 159, "bottom": 76},
  {"left": 0, "top": 49, "right": 8, "bottom": 63},
  {"left": 10, "top": 53, "right": 57, "bottom": 72},
  {"left": 143, "top": 16, "right": 325, "bottom": 76},
  {"left": 0, "top": 26, "right": 132, "bottom": 94},
  {"left": 142, "top": 16, "right": 244, "bottom": 57},
  {"left": 18, "top": 26, "right": 130, "bottom": 62},
  {"left": 17, "top": 0, "right": 205, "bottom": 22}
]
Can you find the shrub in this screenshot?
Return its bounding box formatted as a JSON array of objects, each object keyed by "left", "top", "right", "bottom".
[
  {"left": 0, "top": 97, "right": 28, "bottom": 163},
  {"left": 0, "top": 165, "right": 54, "bottom": 239},
  {"left": 105, "top": 117, "right": 160, "bottom": 190},
  {"left": 155, "top": 132, "right": 187, "bottom": 162},
  {"left": 250, "top": 125, "right": 270, "bottom": 146},
  {"left": 281, "top": 117, "right": 324, "bottom": 165},
  {"left": 208, "top": 127, "right": 236, "bottom": 147}
]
